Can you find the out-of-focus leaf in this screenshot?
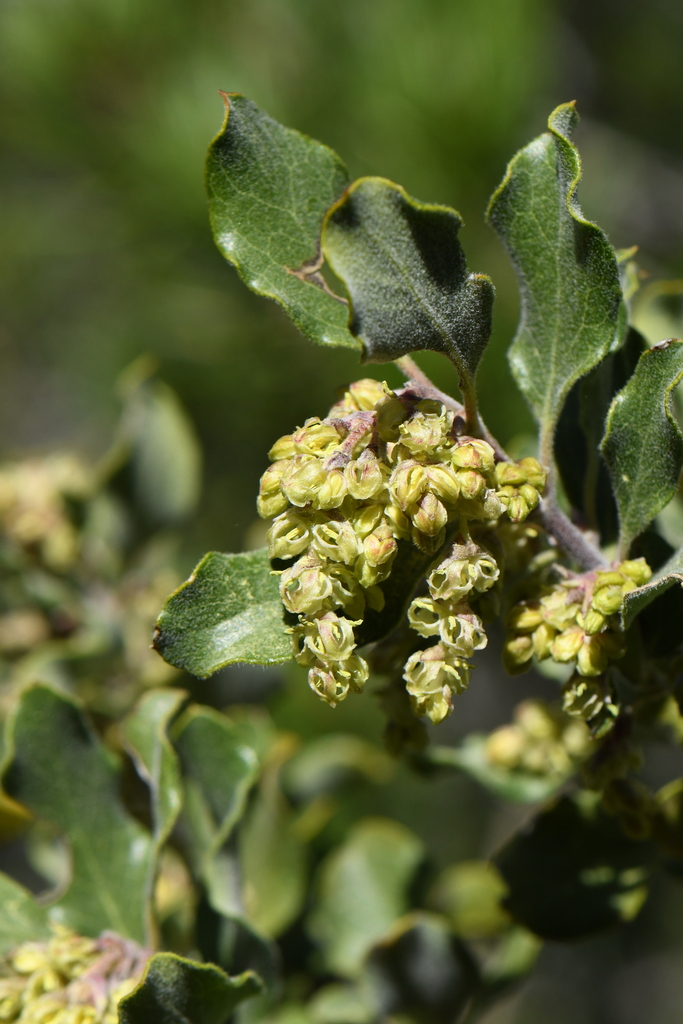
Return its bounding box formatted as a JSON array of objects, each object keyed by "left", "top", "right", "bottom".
[
  {"left": 0, "top": 873, "right": 49, "bottom": 953},
  {"left": 481, "top": 927, "right": 542, "bottom": 985},
  {"left": 428, "top": 861, "right": 511, "bottom": 939},
  {"left": 426, "top": 737, "right": 570, "bottom": 803},
  {"left": 621, "top": 544, "right": 683, "bottom": 629},
  {"left": 487, "top": 103, "right": 622, "bottom": 458},
  {"left": 172, "top": 705, "right": 259, "bottom": 917},
  {"left": 284, "top": 734, "right": 393, "bottom": 802},
  {"left": 154, "top": 549, "right": 291, "bottom": 678},
  {"left": 363, "top": 912, "right": 477, "bottom": 1024},
  {"left": 240, "top": 737, "right": 308, "bottom": 939},
  {"left": 206, "top": 94, "right": 357, "bottom": 351},
  {"left": 308, "top": 983, "right": 373, "bottom": 1024},
  {"left": 322, "top": 177, "right": 494, "bottom": 409},
  {"left": 495, "top": 795, "right": 654, "bottom": 940},
  {"left": 601, "top": 340, "right": 683, "bottom": 555},
  {"left": 1, "top": 685, "right": 155, "bottom": 943},
  {"left": 119, "top": 951, "right": 261, "bottom": 1024},
  {"left": 308, "top": 817, "right": 424, "bottom": 977},
  {"left": 0, "top": 790, "right": 33, "bottom": 843}
]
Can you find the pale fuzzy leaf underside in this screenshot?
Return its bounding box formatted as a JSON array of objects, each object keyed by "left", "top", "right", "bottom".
[
  {"left": 486, "top": 102, "right": 622, "bottom": 454},
  {"left": 153, "top": 549, "right": 291, "bottom": 678},
  {"left": 601, "top": 340, "right": 683, "bottom": 555},
  {"left": 322, "top": 177, "right": 494, "bottom": 387},
  {"left": 206, "top": 94, "right": 359, "bottom": 350}
]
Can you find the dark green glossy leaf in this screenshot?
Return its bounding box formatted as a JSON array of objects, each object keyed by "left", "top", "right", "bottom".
[
  {"left": 364, "top": 912, "right": 477, "bottom": 1024},
  {"left": 426, "top": 737, "right": 570, "bottom": 804},
  {"left": 601, "top": 339, "right": 683, "bottom": 555},
  {"left": 1, "top": 685, "right": 155, "bottom": 942},
  {"left": 0, "top": 873, "right": 49, "bottom": 953},
  {"left": 321, "top": 177, "right": 494, "bottom": 403},
  {"left": 206, "top": 94, "right": 357, "bottom": 350},
  {"left": 172, "top": 705, "right": 259, "bottom": 916},
  {"left": 154, "top": 549, "right": 291, "bottom": 678},
  {"left": 118, "top": 952, "right": 261, "bottom": 1024},
  {"left": 308, "top": 817, "right": 424, "bottom": 977},
  {"left": 621, "top": 544, "right": 683, "bottom": 630},
  {"left": 495, "top": 795, "right": 653, "bottom": 940},
  {"left": 487, "top": 103, "right": 622, "bottom": 459}
]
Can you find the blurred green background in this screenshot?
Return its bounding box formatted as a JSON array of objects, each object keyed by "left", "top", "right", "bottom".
[{"left": 2, "top": 1, "right": 683, "bottom": 1020}]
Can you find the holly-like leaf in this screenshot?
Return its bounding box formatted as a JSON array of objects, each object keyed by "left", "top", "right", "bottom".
[
  {"left": 0, "top": 873, "right": 50, "bottom": 954},
  {"left": 601, "top": 340, "right": 683, "bottom": 556},
  {"left": 487, "top": 103, "right": 622, "bottom": 461},
  {"left": 621, "top": 544, "right": 683, "bottom": 630},
  {"left": 322, "top": 177, "right": 494, "bottom": 412},
  {"left": 308, "top": 817, "right": 424, "bottom": 977},
  {"left": 154, "top": 549, "right": 291, "bottom": 678},
  {"left": 495, "top": 795, "right": 654, "bottom": 940},
  {"left": 119, "top": 952, "right": 261, "bottom": 1024},
  {"left": 172, "top": 706, "right": 259, "bottom": 917},
  {"left": 206, "top": 94, "right": 358, "bottom": 351},
  {"left": 425, "top": 737, "right": 571, "bottom": 804},
  {"left": 1, "top": 685, "right": 155, "bottom": 943}
]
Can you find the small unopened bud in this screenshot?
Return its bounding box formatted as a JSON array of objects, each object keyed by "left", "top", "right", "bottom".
[
  {"left": 375, "top": 395, "right": 409, "bottom": 441},
  {"left": 303, "top": 611, "right": 358, "bottom": 661},
  {"left": 456, "top": 469, "right": 485, "bottom": 501},
  {"left": 426, "top": 464, "right": 460, "bottom": 505},
  {"left": 267, "top": 510, "right": 312, "bottom": 559},
  {"left": 363, "top": 523, "right": 397, "bottom": 566},
  {"left": 532, "top": 622, "right": 556, "bottom": 659},
  {"left": 257, "top": 490, "right": 290, "bottom": 519},
  {"left": 495, "top": 462, "right": 527, "bottom": 487},
  {"left": 345, "top": 456, "right": 388, "bottom": 500},
  {"left": 619, "top": 558, "right": 652, "bottom": 586},
  {"left": 451, "top": 439, "right": 495, "bottom": 473},
  {"left": 581, "top": 608, "right": 607, "bottom": 635},
  {"left": 482, "top": 489, "right": 504, "bottom": 519},
  {"left": 519, "top": 483, "right": 540, "bottom": 510},
  {"left": 516, "top": 700, "right": 555, "bottom": 739},
  {"left": 269, "top": 434, "right": 297, "bottom": 461},
  {"left": 383, "top": 503, "right": 412, "bottom": 540},
  {"left": 408, "top": 597, "right": 442, "bottom": 638},
  {"left": 279, "top": 557, "right": 332, "bottom": 615},
  {"left": 411, "top": 491, "right": 449, "bottom": 537},
  {"left": 551, "top": 626, "right": 584, "bottom": 663},
  {"left": 485, "top": 725, "right": 525, "bottom": 768},
  {"left": 315, "top": 469, "right": 347, "bottom": 509},
  {"left": 503, "top": 634, "right": 533, "bottom": 673},
  {"left": 518, "top": 457, "right": 546, "bottom": 489},
  {"left": 577, "top": 635, "right": 609, "bottom": 677},
  {"left": 592, "top": 582, "right": 625, "bottom": 616},
  {"left": 354, "top": 552, "right": 393, "bottom": 588},
  {"left": 351, "top": 502, "right": 385, "bottom": 538},
  {"left": 389, "top": 460, "right": 428, "bottom": 510},
  {"left": 257, "top": 460, "right": 291, "bottom": 518},
  {"left": 311, "top": 519, "right": 359, "bottom": 565},
  {"left": 348, "top": 378, "right": 387, "bottom": 411},
  {"left": 282, "top": 456, "right": 327, "bottom": 506},
  {"left": 507, "top": 602, "right": 543, "bottom": 633}
]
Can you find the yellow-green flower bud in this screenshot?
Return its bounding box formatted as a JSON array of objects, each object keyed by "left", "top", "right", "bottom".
[
  {"left": 351, "top": 502, "right": 385, "bottom": 539},
  {"left": 308, "top": 653, "right": 369, "bottom": 706},
  {"left": 348, "top": 378, "right": 387, "bottom": 411},
  {"left": 506, "top": 602, "right": 543, "bottom": 633},
  {"left": 257, "top": 491, "right": 290, "bottom": 519},
  {"left": 455, "top": 469, "right": 485, "bottom": 501},
  {"left": 532, "top": 622, "right": 556, "bottom": 659},
  {"left": 451, "top": 439, "right": 495, "bottom": 473},
  {"left": 507, "top": 493, "right": 530, "bottom": 523},
  {"left": 354, "top": 552, "right": 393, "bottom": 588},
  {"left": 581, "top": 607, "right": 607, "bottom": 635},
  {"left": 481, "top": 489, "right": 505, "bottom": 519},
  {"left": 269, "top": 434, "right": 297, "bottom": 461},
  {"left": 591, "top": 582, "right": 625, "bottom": 616},
  {"left": 311, "top": 519, "right": 360, "bottom": 565},
  {"left": 410, "top": 491, "right": 449, "bottom": 537},
  {"left": 375, "top": 394, "right": 409, "bottom": 441},
  {"left": 292, "top": 418, "right": 341, "bottom": 457},
  {"left": 439, "top": 607, "right": 487, "bottom": 656},
  {"left": 485, "top": 725, "right": 525, "bottom": 769},
  {"left": 428, "top": 557, "right": 472, "bottom": 602},
  {"left": 619, "top": 558, "right": 652, "bottom": 586},
  {"left": 279, "top": 557, "right": 332, "bottom": 615},
  {"left": 495, "top": 462, "right": 527, "bottom": 487},
  {"left": 267, "top": 510, "right": 312, "bottom": 559},
  {"left": 389, "top": 460, "right": 428, "bottom": 510},
  {"left": 345, "top": 456, "right": 388, "bottom": 500},
  {"left": 551, "top": 626, "right": 584, "bottom": 663},
  {"left": 315, "top": 468, "right": 348, "bottom": 509},
  {"left": 363, "top": 523, "right": 397, "bottom": 566},
  {"left": 303, "top": 611, "right": 358, "bottom": 662},
  {"left": 577, "top": 635, "right": 609, "bottom": 677},
  {"left": 408, "top": 596, "right": 442, "bottom": 638},
  {"left": 426, "top": 463, "right": 461, "bottom": 505},
  {"left": 257, "top": 460, "right": 291, "bottom": 518},
  {"left": 403, "top": 643, "right": 471, "bottom": 723},
  {"left": 282, "top": 456, "right": 328, "bottom": 507},
  {"left": 383, "top": 503, "right": 412, "bottom": 540},
  {"left": 518, "top": 457, "right": 546, "bottom": 489},
  {"left": 516, "top": 700, "right": 555, "bottom": 740},
  {"left": 519, "top": 483, "right": 540, "bottom": 510},
  {"left": 503, "top": 634, "right": 533, "bottom": 673},
  {"left": 541, "top": 588, "right": 581, "bottom": 631}
]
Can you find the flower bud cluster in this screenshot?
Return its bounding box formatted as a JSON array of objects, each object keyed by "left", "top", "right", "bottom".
[
  {"left": 484, "top": 699, "right": 591, "bottom": 776},
  {"left": 258, "top": 378, "right": 546, "bottom": 712},
  {"left": 503, "top": 558, "right": 651, "bottom": 678},
  {"left": 403, "top": 547, "right": 500, "bottom": 724},
  {"left": 0, "top": 927, "right": 149, "bottom": 1023}
]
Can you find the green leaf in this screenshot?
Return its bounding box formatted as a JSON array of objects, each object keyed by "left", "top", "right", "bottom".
[
  {"left": 284, "top": 734, "right": 393, "bottom": 802},
  {"left": 363, "top": 912, "right": 477, "bottom": 1024},
  {"left": 1, "top": 685, "right": 155, "bottom": 943},
  {"left": 428, "top": 861, "right": 511, "bottom": 940},
  {"left": 308, "top": 817, "right": 424, "bottom": 977},
  {"left": 206, "top": 94, "right": 358, "bottom": 351},
  {"left": 495, "top": 795, "right": 654, "bottom": 940},
  {"left": 118, "top": 952, "right": 261, "bottom": 1024},
  {"left": 621, "top": 543, "right": 683, "bottom": 629},
  {"left": 123, "top": 689, "right": 186, "bottom": 847},
  {"left": 0, "top": 873, "right": 50, "bottom": 953},
  {"left": 601, "top": 340, "right": 683, "bottom": 556},
  {"left": 487, "top": 102, "right": 622, "bottom": 462},
  {"left": 425, "top": 737, "right": 571, "bottom": 803},
  {"left": 321, "top": 177, "right": 494, "bottom": 415},
  {"left": 154, "top": 549, "right": 291, "bottom": 678},
  {"left": 172, "top": 705, "right": 259, "bottom": 917}
]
